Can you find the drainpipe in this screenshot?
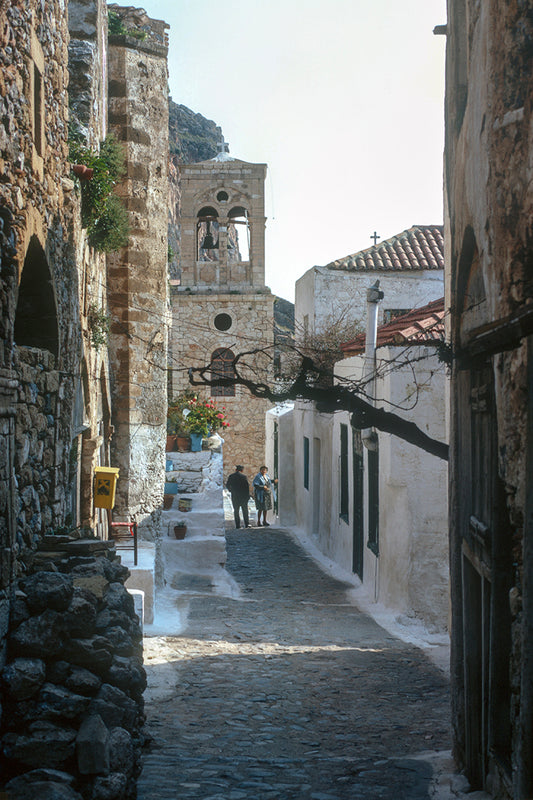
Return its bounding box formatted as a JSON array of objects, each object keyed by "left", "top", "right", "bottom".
[{"left": 362, "top": 280, "right": 384, "bottom": 450}]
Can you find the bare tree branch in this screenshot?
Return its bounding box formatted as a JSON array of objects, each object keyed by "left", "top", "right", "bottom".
[{"left": 189, "top": 351, "right": 449, "bottom": 461}]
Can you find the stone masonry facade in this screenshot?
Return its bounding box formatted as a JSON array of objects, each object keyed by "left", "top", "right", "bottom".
[
  {"left": 0, "top": 2, "right": 171, "bottom": 796},
  {"left": 0, "top": 0, "right": 78, "bottom": 638},
  {"left": 171, "top": 153, "right": 275, "bottom": 480},
  {"left": 171, "top": 291, "right": 273, "bottom": 479},
  {"left": 445, "top": 3, "right": 533, "bottom": 797},
  {"left": 107, "top": 6, "right": 170, "bottom": 536}
]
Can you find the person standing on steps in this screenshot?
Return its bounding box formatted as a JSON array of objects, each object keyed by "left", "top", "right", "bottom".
[
  {"left": 226, "top": 465, "right": 251, "bottom": 529},
  {"left": 253, "top": 465, "right": 276, "bottom": 527}
]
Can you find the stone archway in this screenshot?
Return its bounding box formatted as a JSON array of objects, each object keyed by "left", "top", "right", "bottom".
[{"left": 14, "top": 235, "right": 58, "bottom": 356}]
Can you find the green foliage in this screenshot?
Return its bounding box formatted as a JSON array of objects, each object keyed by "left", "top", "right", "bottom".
[
  {"left": 88, "top": 195, "right": 130, "bottom": 253},
  {"left": 108, "top": 10, "right": 127, "bottom": 35},
  {"left": 435, "top": 340, "right": 453, "bottom": 369},
  {"left": 69, "top": 134, "right": 130, "bottom": 252},
  {"left": 167, "top": 392, "right": 230, "bottom": 436},
  {"left": 99, "top": 134, "right": 126, "bottom": 182},
  {"left": 88, "top": 304, "right": 110, "bottom": 350},
  {"left": 108, "top": 10, "right": 147, "bottom": 40}
]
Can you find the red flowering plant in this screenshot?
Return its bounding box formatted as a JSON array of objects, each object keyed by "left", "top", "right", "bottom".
[{"left": 167, "top": 392, "right": 229, "bottom": 437}]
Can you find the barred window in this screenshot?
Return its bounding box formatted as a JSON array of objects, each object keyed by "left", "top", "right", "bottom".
[{"left": 210, "top": 348, "right": 235, "bottom": 396}]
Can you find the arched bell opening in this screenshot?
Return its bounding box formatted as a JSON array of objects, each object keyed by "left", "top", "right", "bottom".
[
  {"left": 227, "top": 206, "right": 250, "bottom": 263},
  {"left": 197, "top": 206, "right": 219, "bottom": 262}
]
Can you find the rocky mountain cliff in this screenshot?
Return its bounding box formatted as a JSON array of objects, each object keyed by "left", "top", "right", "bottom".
[
  {"left": 168, "top": 101, "right": 223, "bottom": 280},
  {"left": 169, "top": 100, "right": 221, "bottom": 163}
]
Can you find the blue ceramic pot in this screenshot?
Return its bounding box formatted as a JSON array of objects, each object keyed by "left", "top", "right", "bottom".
[{"left": 190, "top": 432, "right": 203, "bottom": 452}]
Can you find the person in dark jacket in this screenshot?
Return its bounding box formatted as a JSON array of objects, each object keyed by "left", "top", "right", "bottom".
[{"left": 226, "top": 465, "right": 251, "bottom": 529}]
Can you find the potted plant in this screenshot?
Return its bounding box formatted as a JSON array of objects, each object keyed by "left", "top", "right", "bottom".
[
  {"left": 167, "top": 393, "right": 230, "bottom": 452},
  {"left": 164, "top": 476, "right": 179, "bottom": 495},
  {"left": 173, "top": 521, "right": 187, "bottom": 539},
  {"left": 166, "top": 401, "right": 191, "bottom": 452},
  {"left": 181, "top": 397, "right": 229, "bottom": 451}
]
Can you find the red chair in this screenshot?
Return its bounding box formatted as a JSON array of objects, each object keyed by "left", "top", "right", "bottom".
[{"left": 109, "top": 520, "right": 138, "bottom": 566}]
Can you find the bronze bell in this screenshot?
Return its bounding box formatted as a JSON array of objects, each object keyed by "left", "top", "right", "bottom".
[{"left": 202, "top": 221, "right": 218, "bottom": 250}]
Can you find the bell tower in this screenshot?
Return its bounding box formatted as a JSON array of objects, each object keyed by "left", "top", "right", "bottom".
[
  {"left": 170, "top": 142, "right": 274, "bottom": 477},
  {"left": 179, "top": 137, "right": 267, "bottom": 291}
]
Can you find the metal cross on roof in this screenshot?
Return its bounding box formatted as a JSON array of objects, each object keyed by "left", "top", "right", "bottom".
[
  {"left": 370, "top": 231, "right": 381, "bottom": 245},
  {"left": 217, "top": 136, "right": 230, "bottom": 154}
]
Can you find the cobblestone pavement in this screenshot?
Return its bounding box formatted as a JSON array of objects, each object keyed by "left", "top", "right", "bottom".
[{"left": 138, "top": 528, "right": 452, "bottom": 800}]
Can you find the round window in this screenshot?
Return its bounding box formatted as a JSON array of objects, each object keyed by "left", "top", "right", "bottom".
[
  {"left": 216, "top": 190, "right": 229, "bottom": 202},
  {"left": 214, "top": 313, "right": 232, "bottom": 331}
]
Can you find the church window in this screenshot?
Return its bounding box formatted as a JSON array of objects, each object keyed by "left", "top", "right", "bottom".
[
  {"left": 214, "top": 313, "right": 232, "bottom": 332},
  {"left": 216, "top": 190, "right": 228, "bottom": 202},
  {"left": 210, "top": 347, "right": 236, "bottom": 396},
  {"left": 228, "top": 206, "right": 250, "bottom": 262},
  {"left": 197, "top": 207, "right": 219, "bottom": 261}
]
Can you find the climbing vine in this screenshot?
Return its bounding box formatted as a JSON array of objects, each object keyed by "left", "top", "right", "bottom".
[
  {"left": 69, "top": 132, "right": 130, "bottom": 252},
  {"left": 88, "top": 304, "right": 110, "bottom": 350}
]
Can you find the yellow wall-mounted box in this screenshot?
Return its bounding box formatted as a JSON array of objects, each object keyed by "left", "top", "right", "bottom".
[{"left": 94, "top": 466, "right": 120, "bottom": 509}]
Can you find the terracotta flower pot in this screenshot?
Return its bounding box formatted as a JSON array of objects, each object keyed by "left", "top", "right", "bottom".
[
  {"left": 163, "top": 494, "right": 174, "bottom": 510},
  {"left": 176, "top": 435, "right": 191, "bottom": 452},
  {"left": 72, "top": 164, "right": 94, "bottom": 180},
  {"left": 166, "top": 435, "right": 177, "bottom": 452},
  {"left": 174, "top": 525, "right": 187, "bottom": 540},
  {"left": 166, "top": 434, "right": 191, "bottom": 452}
]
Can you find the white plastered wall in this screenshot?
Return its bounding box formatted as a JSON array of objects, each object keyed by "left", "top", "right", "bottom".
[{"left": 296, "top": 266, "right": 444, "bottom": 336}]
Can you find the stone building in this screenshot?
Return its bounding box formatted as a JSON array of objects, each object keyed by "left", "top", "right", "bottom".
[
  {"left": 68, "top": 0, "right": 114, "bottom": 534},
  {"left": 106, "top": 4, "right": 170, "bottom": 536},
  {"left": 0, "top": 2, "right": 170, "bottom": 793},
  {"left": 0, "top": 0, "right": 82, "bottom": 645},
  {"left": 170, "top": 144, "right": 274, "bottom": 478},
  {"left": 444, "top": 3, "right": 533, "bottom": 797}
]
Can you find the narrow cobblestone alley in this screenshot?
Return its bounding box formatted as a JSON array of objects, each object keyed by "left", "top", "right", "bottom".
[{"left": 138, "top": 528, "right": 452, "bottom": 800}]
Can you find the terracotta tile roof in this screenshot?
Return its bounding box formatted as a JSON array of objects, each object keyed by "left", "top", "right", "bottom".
[
  {"left": 341, "top": 297, "right": 445, "bottom": 356},
  {"left": 326, "top": 225, "right": 444, "bottom": 272}
]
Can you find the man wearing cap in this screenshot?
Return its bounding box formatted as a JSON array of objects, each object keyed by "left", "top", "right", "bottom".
[{"left": 226, "top": 465, "right": 251, "bottom": 529}]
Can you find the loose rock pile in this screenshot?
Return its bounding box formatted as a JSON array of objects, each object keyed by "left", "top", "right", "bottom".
[{"left": 0, "top": 534, "right": 146, "bottom": 800}]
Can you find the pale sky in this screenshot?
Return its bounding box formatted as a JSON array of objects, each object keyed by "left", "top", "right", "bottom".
[{"left": 126, "top": 0, "right": 447, "bottom": 301}]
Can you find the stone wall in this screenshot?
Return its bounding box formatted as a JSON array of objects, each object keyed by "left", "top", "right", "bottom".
[
  {"left": 1, "top": 533, "right": 145, "bottom": 800},
  {"left": 68, "top": 0, "right": 116, "bottom": 533},
  {"left": 106, "top": 7, "right": 170, "bottom": 532},
  {"left": 0, "top": 0, "right": 81, "bottom": 663},
  {"left": 445, "top": 2, "right": 533, "bottom": 796},
  {"left": 171, "top": 291, "right": 274, "bottom": 479},
  {"left": 68, "top": 0, "right": 108, "bottom": 146},
  {"left": 0, "top": 0, "right": 168, "bottom": 788}
]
